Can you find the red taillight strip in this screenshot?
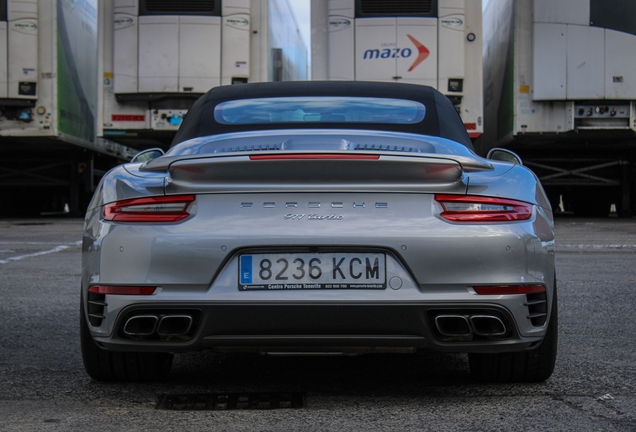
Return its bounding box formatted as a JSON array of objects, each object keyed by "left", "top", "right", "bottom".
[
  {"left": 249, "top": 154, "right": 379, "bottom": 160},
  {"left": 88, "top": 285, "right": 157, "bottom": 295},
  {"left": 103, "top": 195, "right": 195, "bottom": 223},
  {"left": 435, "top": 194, "right": 533, "bottom": 222},
  {"left": 474, "top": 285, "right": 546, "bottom": 295}
]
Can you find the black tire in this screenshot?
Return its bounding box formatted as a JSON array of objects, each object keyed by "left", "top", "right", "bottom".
[
  {"left": 468, "top": 283, "right": 558, "bottom": 383},
  {"left": 80, "top": 297, "right": 173, "bottom": 382}
]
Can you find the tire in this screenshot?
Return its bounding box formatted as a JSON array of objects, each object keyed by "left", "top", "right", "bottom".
[
  {"left": 468, "top": 283, "right": 558, "bottom": 383},
  {"left": 80, "top": 297, "right": 173, "bottom": 382}
]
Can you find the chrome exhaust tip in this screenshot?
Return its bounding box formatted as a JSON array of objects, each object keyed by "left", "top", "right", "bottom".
[
  {"left": 470, "top": 315, "right": 507, "bottom": 336},
  {"left": 435, "top": 315, "right": 472, "bottom": 337},
  {"left": 123, "top": 315, "right": 158, "bottom": 336},
  {"left": 157, "top": 315, "right": 193, "bottom": 336}
]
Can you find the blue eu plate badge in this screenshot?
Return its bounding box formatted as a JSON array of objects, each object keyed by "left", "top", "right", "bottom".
[{"left": 240, "top": 255, "right": 252, "bottom": 284}]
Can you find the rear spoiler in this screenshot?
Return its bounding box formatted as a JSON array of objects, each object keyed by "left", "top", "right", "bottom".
[
  {"left": 158, "top": 153, "right": 489, "bottom": 195},
  {"left": 143, "top": 151, "right": 493, "bottom": 173}
]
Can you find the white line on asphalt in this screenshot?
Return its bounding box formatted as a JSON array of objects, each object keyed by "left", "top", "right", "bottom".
[
  {"left": 558, "top": 244, "right": 636, "bottom": 249},
  {"left": 0, "top": 241, "right": 79, "bottom": 245},
  {"left": 0, "top": 241, "right": 82, "bottom": 264}
]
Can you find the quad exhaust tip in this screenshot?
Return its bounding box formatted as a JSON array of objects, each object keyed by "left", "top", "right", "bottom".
[
  {"left": 470, "top": 315, "right": 507, "bottom": 336},
  {"left": 123, "top": 314, "right": 194, "bottom": 338},
  {"left": 157, "top": 315, "right": 193, "bottom": 337},
  {"left": 435, "top": 314, "right": 507, "bottom": 338},
  {"left": 123, "top": 315, "right": 158, "bottom": 336},
  {"left": 435, "top": 315, "right": 472, "bottom": 337}
]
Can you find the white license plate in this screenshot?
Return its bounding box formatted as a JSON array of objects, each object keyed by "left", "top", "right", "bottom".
[{"left": 239, "top": 252, "right": 386, "bottom": 291}]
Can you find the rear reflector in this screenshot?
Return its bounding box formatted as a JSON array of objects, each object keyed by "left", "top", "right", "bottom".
[
  {"left": 435, "top": 194, "right": 533, "bottom": 222},
  {"left": 103, "top": 195, "right": 195, "bottom": 223},
  {"left": 88, "top": 285, "right": 157, "bottom": 295},
  {"left": 474, "top": 285, "right": 545, "bottom": 295},
  {"left": 249, "top": 154, "right": 379, "bottom": 160}
]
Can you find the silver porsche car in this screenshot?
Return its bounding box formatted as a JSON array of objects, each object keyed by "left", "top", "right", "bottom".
[{"left": 80, "top": 81, "right": 557, "bottom": 383}]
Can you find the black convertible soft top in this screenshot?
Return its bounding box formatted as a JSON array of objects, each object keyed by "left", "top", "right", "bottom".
[{"left": 171, "top": 81, "right": 473, "bottom": 150}]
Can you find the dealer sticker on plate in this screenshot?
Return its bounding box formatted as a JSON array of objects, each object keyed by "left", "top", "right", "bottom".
[{"left": 239, "top": 253, "right": 386, "bottom": 290}]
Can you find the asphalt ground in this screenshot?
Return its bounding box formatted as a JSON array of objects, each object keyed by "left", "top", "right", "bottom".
[{"left": 0, "top": 216, "right": 635, "bottom": 431}]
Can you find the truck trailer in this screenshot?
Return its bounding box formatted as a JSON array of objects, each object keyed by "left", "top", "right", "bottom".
[
  {"left": 98, "top": 0, "right": 308, "bottom": 149},
  {"left": 311, "top": 0, "right": 483, "bottom": 139},
  {"left": 480, "top": 0, "right": 636, "bottom": 216},
  {"left": 0, "top": 0, "right": 136, "bottom": 216}
]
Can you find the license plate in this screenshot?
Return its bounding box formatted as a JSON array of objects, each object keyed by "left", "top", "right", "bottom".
[{"left": 239, "top": 253, "right": 386, "bottom": 291}]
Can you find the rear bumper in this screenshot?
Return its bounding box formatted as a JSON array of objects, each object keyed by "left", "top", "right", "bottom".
[
  {"left": 84, "top": 191, "right": 555, "bottom": 355},
  {"left": 92, "top": 302, "right": 545, "bottom": 354}
]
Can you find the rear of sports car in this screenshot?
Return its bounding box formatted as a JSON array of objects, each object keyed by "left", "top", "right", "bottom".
[{"left": 80, "top": 131, "right": 557, "bottom": 383}]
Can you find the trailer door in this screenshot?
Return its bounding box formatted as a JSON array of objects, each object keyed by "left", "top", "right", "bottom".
[
  {"left": 0, "top": 3, "right": 6, "bottom": 98},
  {"left": 355, "top": 17, "right": 437, "bottom": 85},
  {"left": 396, "top": 17, "right": 437, "bottom": 86},
  {"left": 355, "top": 18, "right": 397, "bottom": 82},
  {"left": 7, "top": 0, "right": 37, "bottom": 99}
]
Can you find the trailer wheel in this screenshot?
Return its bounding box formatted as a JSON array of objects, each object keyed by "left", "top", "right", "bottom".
[
  {"left": 80, "top": 296, "right": 173, "bottom": 382},
  {"left": 468, "top": 282, "right": 558, "bottom": 383}
]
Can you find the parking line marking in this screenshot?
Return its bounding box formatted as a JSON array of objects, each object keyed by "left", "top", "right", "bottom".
[
  {"left": 558, "top": 244, "right": 636, "bottom": 249},
  {"left": 0, "top": 241, "right": 77, "bottom": 245},
  {"left": 0, "top": 241, "right": 82, "bottom": 264}
]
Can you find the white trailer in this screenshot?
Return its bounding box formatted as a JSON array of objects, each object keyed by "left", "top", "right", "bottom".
[
  {"left": 481, "top": 0, "right": 636, "bottom": 216},
  {"left": 311, "top": 0, "right": 483, "bottom": 139},
  {"left": 0, "top": 0, "right": 136, "bottom": 216},
  {"left": 98, "top": 0, "right": 308, "bottom": 147}
]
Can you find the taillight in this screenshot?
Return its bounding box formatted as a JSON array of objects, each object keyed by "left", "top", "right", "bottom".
[
  {"left": 103, "top": 195, "right": 195, "bottom": 223},
  {"left": 435, "top": 195, "right": 532, "bottom": 222},
  {"left": 88, "top": 285, "right": 157, "bottom": 295},
  {"left": 474, "top": 285, "right": 545, "bottom": 295}
]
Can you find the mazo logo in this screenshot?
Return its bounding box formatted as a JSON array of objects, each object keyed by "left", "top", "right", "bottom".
[{"left": 362, "top": 34, "right": 430, "bottom": 72}]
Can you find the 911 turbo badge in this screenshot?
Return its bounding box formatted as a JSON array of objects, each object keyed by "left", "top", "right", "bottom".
[{"left": 284, "top": 214, "right": 344, "bottom": 220}]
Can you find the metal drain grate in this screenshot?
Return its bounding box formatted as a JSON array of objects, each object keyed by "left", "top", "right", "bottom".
[{"left": 157, "top": 392, "right": 305, "bottom": 410}]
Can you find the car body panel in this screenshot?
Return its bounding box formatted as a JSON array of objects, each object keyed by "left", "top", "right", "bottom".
[
  {"left": 81, "top": 82, "right": 555, "bottom": 364},
  {"left": 83, "top": 191, "right": 554, "bottom": 343}
]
